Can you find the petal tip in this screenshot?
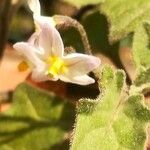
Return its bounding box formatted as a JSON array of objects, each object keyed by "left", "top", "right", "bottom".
[
  {"left": 13, "top": 42, "right": 28, "bottom": 51},
  {"left": 84, "top": 77, "right": 95, "bottom": 85},
  {"left": 13, "top": 42, "right": 21, "bottom": 50},
  {"left": 73, "top": 75, "right": 95, "bottom": 85},
  {"left": 88, "top": 56, "right": 101, "bottom": 71},
  {"left": 94, "top": 57, "right": 101, "bottom": 67}
]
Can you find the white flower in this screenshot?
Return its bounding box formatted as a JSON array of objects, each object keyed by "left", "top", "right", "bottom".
[
  {"left": 27, "top": 0, "right": 56, "bottom": 29},
  {"left": 13, "top": 23, "right": 101, "bottom": 85}
]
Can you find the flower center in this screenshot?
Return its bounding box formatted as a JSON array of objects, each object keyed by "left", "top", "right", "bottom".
[{"left": 46, "top": 56, "right": 67, "bottom": 76}]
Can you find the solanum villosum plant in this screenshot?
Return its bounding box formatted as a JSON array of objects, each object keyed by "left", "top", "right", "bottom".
[{"left": 0, "top": 0, "right": 150, "bottom": 150}]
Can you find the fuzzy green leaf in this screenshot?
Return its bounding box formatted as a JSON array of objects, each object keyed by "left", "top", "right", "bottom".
[
  {"left": 100, "top": 0, "right": 150, "bottom": 90},
  {"left": 62, "top": 0, "right": 104, "bottom": 8},
  {"left": 132, "top": 23, "right": 150, "bottom": 69},
  {"left": 131, "top": 23, "right": 150, "bottom": 92},
  {"left": 100, "top": 0, "right": 150, "bottom": 42},
  {"left": 130, "top": 67, "right": 150, "bottom": 95},
  {"left": 71, "top": 66, "right": 150, "bottom": 150},
  {"left": 134, "top": 68, "right": 150, "bottom": 87},
  {"left": 0, "top": 83, "right": 75, "bottom": 150}
]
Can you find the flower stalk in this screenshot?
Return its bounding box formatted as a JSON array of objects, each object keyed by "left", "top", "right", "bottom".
[{"left": 54, "top": 15, "right": 92, "bottom": 55}]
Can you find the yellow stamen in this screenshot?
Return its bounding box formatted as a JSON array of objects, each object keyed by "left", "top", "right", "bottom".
[
  {"left": 46, "top": 56, "right": 67, "bottom": 76},
  {"left": 18, "top": 61, "right": 29, "bottom": 72}
]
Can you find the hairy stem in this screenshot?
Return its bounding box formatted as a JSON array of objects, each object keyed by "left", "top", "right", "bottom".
[{"left": 54, "top": 15, "right": 92, "bottom": 55}]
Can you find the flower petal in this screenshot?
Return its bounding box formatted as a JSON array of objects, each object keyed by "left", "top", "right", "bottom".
[
  {"left": 28, "top": 32, "right": 49, "bottom": 59},
  {"left": 34, "top": 16, "right": 56, "bottom": 28},
  {"left": 13, "top": 42, "right": 44, "bottom": 66},
  {"left": 28, "top": 32, "right": 39, "bottom": 46},
  {"left": 31, "top": 68, "right": 48, "bottom": 82},
  {"left": 31, "top": 68, "right": 58, "bottom": 82},
  {"left": 38, "top": 23, "right": 64, "bottom": 57},
  {"left": 28, "top": 0, "right": 41, "bottom": 16},
  {"left": 63, "top": 53, "right": 101, "bottom": 77},
  {"left": 59, "top": 74, "right": 95, "bottom": 85}
]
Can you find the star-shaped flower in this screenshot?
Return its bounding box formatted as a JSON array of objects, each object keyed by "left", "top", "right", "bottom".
[{"left": 13, "top": 23, "right": 100, "bottom": 85}]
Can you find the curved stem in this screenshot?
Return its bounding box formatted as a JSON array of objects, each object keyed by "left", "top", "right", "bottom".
[{"left": 54, "top": 15, "right": 92, "bottom": 55}]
